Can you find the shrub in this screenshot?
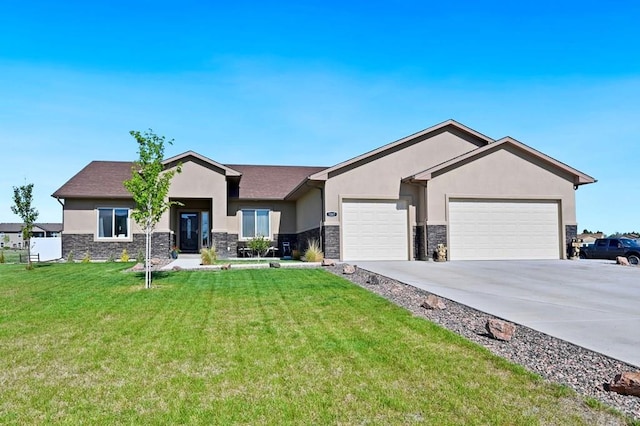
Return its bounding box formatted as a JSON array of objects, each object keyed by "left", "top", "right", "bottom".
[
  {"left": 136, "top": 248, "right": 144, "bottom": 263},
  {"left": 303, "top": 239, "right": 324, "bottom": 262},
  {"left": 0, "top": 250, "right": 4, "bottom": 263},
  {"left": 81, "top": 251, "right": 91, "bottom": 263},
  {"left": 106, "top": 252, "right": 116, "bottom": 263},
  {"left": 247, "top": 236, "right": 271, "bottom": 258},
  {"left": 200, "top": 247, "right": 218, "bottom": 265},
  {"left": 66, "top": 250, "right": 74, "bottom": 263},
  {"left": 120, "top": 249, "right": 130, "bottom": 262}
]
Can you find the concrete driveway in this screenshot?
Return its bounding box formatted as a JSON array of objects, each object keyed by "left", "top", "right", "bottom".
[{"left": 356, "top": 259, "right": 640, "bottom": 368}]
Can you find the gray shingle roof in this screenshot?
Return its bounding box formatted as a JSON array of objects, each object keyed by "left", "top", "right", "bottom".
[{"left": 0, "top": 223, "right": 62, "bottom": 233}]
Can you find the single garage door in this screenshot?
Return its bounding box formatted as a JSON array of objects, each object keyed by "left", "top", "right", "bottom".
[
  {"left": 342, "top": 199, "right": 408, "bottom": 261},
  {"left": 448, "top": 199, "right": 560, "bottom": 260}
]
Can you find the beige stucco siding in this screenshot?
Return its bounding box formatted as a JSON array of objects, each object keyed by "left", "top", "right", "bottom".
[
  {"left": 62, "top": 198, "right": 143, "bottom": 235},
  {"left": 425, "top": 146, "right": 577, "bottom": 225},
  {"left": 167, "top": 160, "right": 227, "bottom": 232},
  {"left": 227, "top": 200, "right": 297, "bottom": 238},
  {"left": 323, "top": 130, "right": 480, "bottom": 224},
  {"left": 295, "top": 188, "right": 323, "bottom": 233}
]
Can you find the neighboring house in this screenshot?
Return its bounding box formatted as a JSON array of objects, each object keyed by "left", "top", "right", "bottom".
[
  {"left": 51, "top": 120, "right": 595, "bottom": 261},
  {"left": 576, "top": 232, "right": 606, "bottom": 247},
  {"left": 0, "top": 223, "right": 62, "bottom": 248}
]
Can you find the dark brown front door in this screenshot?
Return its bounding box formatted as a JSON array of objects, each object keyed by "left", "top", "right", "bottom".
[{"left": 179, "top": 212, "right": 199, "bottom": 253}]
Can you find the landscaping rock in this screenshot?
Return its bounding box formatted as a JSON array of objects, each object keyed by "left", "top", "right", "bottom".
[
  {"left": 220, "top": 263, "right": 232, "bottom": 270},
  {"left": 269, "top": 262, "right": 281, "bottom": 268},
  {"left": 321, "top": 259, "right": 336, "bottom": 266},
  {"left": 608, "top": 372, "right": 640, "bottom": 397},
  {"left": 343, "top": 264, "right": 356, "bottom": 275},
  {"left": 150, "top": 258, "right": 161, "bottom": 266},
  {"left": 172, "top": 265, "right": 183, "bottom": 271},
  {"left": 132, "top": 263, "right": 144, "bottom": 271},
  {"left": 617, "top": 256, "right": 630, "bottom": 266},
  {"left": 485, "top": 319, "right": 516, "bottom": 341},
  {"left": 421, "top": 294, "right": 446, "bottom": 310},
  {"left": 366, "top": 274, "right": 380, "bottom": 285}
]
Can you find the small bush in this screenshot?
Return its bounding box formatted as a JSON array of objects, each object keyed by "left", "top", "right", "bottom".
[
  {"left": 248, "top": 236, "right": 271, "bottom": 258},
  {"left": 136, "top": 248, "right": 144, "bottom": 263},
  {"left": 81, "top": 251, "right": 91, "bottom": 263},
  {"left": 120, "top": 249, "right": 130, "bottom": 262},
  {"left": 66, "top": 250, "right": 74, "bottom": 263},
  {"left": 0, "top": 250, "right": 5, "bottom": 263},
  {"left": 303, "top": 239, "right": 323, "bottom": 262},
  {"left": 200, "top": 247, "right": 217, "bottom": 265},
  {"left": 106, "top": 252, "right": 116, "bottom": 263}
]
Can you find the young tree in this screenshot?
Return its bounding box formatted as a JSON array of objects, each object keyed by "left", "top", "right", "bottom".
[
  {"left": 11, "top": 183, "right": 39, "bottom": 270},
  {"left": 124, "top": 130, "right": 181, "bottom": 288}
]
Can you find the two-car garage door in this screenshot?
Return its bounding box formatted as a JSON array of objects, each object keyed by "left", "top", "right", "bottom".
[
  {"left": 448, "top": 199, "right": 560, "bottom": 260},
  {"left": 342, "top": 199, "right": 408, "bottom": 261},
  {"left": 340, "top": 198, "right": 560, "bottom": 261}
]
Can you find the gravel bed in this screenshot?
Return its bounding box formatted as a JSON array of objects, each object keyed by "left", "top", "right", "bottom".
[{"left": 327, "top": 264, "right": 640, "bottom": 421}]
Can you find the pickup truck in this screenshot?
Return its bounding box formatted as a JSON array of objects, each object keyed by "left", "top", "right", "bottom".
[{"left": 580, "top": 238, "right": 640, "bottom": 265}]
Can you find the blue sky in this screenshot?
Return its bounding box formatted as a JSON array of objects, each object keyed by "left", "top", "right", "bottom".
[{"left": 1, "top": 1, "right": 638, "bottom": 234}]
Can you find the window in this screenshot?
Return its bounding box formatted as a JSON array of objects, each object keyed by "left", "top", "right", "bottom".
[
  {"left": 241, "top": 209, "right": 270, "bottom": 239},
  {"left": 98, "top": 208, "right": 130, "bottom": 238}
]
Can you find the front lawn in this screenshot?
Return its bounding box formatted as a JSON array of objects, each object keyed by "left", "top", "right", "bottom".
[{"left": 0, "top": 264, "right": 623, "bottom": 424}]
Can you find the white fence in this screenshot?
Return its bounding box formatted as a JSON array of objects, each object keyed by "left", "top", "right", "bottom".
[{"left": 30, "top": 237, "right": 62, "bottom": 261}]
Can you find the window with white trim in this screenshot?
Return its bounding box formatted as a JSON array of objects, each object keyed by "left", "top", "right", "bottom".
[
  {"left": 97, "top": 208, "right": 130, "bottom": 238},
  {"left": 241, "top": 209, "right": 270, "bottom": 239}
]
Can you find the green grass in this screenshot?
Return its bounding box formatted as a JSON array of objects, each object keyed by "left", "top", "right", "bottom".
[{"left": 0, "top": 263, "right": 626, "bottom": 424}]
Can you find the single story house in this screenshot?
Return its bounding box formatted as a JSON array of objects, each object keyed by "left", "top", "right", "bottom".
[
  {"left": 576, "top": 232, "right": 606, "bottom": 247},
  {"left": 0, "top": 223, "right": 62, "bottom": 248},
  {"left": 52, "top": 120, "right": 595, "bottom": 261}
]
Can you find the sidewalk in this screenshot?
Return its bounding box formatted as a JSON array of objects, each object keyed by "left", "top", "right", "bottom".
[{"left": 160, "top": 254, "right": 321, "bottom": 271}]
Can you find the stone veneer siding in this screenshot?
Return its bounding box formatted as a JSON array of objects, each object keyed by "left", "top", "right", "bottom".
[
  {"left": 426, "top": 224, "right": 447, "bottom": 261},
  {"left": 565, "top": 224, "right": 578, "bottom": 259},
  {"left": 322, "top": 225, "right": 340, "bottom": 260},
  {"left": 62, "top": 232, "right": 171, "bottom": 260},
  {"left": 212, "top": 232, "right": 232, "bottom": 259}
]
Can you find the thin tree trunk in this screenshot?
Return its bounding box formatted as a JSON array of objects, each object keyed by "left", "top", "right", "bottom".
[
  {"left": 145, "top": 229, "right": 152, "bottom": 288},
  {"left": 26, "top": 237, "right": 31, "bottom": 269}
]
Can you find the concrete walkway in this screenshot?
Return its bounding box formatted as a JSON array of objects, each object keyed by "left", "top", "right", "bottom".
[
  {"left": 356, "top": 260, "right": 640, "bottom": 368},
  {"left": 160, "top": 255, "right": 320, "bottom": 271}
]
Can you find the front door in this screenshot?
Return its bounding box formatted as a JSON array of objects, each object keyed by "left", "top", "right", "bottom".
[{"left": 180, "top": 212, "right": 199, "bottom": 253}]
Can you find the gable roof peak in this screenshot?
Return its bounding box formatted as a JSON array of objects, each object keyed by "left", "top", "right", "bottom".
[
  {"left": 309, "top": 119, "right": 495, "bottom": 180},
  {"left": 162, "top": 151, "right": 241, "bottom": 177}
]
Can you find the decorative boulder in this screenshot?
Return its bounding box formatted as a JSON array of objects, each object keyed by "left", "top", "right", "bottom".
[
  {"left": 485, "top": 319, "right": 516, "bottom": 341},
  {"left": 269, "top": 262, "right": 281, "bottom": 268},
  {"left": 132, "top": 263, "right": 144, "bottom": 271},
  {"left": 608, "top": 372, "right": 640, "bottom": 397},
  {"left": 342, "top": 264, "right": 356, "bottom": 275},
  {"left": 220, "top": 263, "right": 232, "bottom": 270},
  {"left": 421, "top": 294, "right": 446, "bottom": 310},
  {"left": 172, "top": 265, "right": 183, "bottom": 271},
  {"left": 366, "top": 274, "right": 380, "bottom": 285},
  {"left": 617, "top": 256, "right": 630, "bottom": 266},
  {"left": 321, "top": 259, "right": 336, "bottom": 266},
  {"left": 150, "top": 258, "right": 161, "bottom": 266}
]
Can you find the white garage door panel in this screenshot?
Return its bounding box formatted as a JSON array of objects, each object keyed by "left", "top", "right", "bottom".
[
  {"left": 449, "top": 200, "right": 560, "bottom": 260},
  {"left": 342, "top": 200, "right": 408, "bottom": 261}
]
